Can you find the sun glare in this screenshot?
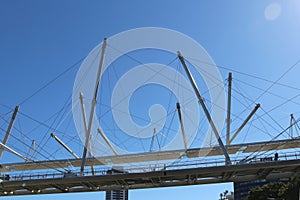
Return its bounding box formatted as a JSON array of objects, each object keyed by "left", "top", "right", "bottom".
[{"left": 264, "top": 2, "right": 282, "bottom": 21}]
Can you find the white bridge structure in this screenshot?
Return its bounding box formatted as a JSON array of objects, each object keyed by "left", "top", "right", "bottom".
[
  {"left": 1, "top": 39, "right": 300, "bottom": 196},
  {"left": 1, "top": 139, "right": 300, "bottom": 196}
]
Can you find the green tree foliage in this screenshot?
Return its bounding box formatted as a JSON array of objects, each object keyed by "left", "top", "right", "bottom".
[
  {"left": 245, "top": 182, "right": 286, "bottom": 200},
  {"left": 245, "top": 177, "right": 299, "bottom": 200}
]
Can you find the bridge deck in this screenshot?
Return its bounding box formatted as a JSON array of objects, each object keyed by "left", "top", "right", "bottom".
[
  {"left": 1, "top": 138, "right": 300, "bottom": 196},
  {"left": 1, "top": 158, "right": 300, "bottom": 196}
]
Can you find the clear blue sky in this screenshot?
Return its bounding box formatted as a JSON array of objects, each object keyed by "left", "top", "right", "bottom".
[{"left": 1, "top": 1, "right": 300, "bottom": 199}]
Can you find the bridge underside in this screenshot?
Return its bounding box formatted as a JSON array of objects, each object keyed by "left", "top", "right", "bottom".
[{"left": 1, "top": 159, "right": 300, "bottom": 196}]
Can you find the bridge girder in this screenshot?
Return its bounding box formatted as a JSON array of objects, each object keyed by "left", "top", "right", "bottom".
[{"left": 1, "top": 159, "right": 300, "bottom": 196}]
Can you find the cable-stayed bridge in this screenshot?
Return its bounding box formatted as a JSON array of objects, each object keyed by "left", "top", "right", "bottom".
[
  {"left": 1, "top": 38, "right": 300, "bottom": 197},
  {"left": 1, "top": 138, "right": 300, "bottom": 196}
]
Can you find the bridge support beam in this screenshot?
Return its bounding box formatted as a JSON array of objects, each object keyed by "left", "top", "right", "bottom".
[
  {"left": 97, "top": 128, "right": 118, "bottom": 155},
  {"left": 177, "top": 51, "right": 231, "bottom": 165},
  {"left": 0, "top": 106, "right": 19, "bottom": 159},
  {"left": 51, "top": 133, "right": 79, "bottom": 159},
  {"left": 229, "top": 104, "right": 260, "bottom": 144},
  {"left": 176, "top": 102, "right": 187, "bottom": 150},
  {"left": 0, "top": 142, "right": 27, "bottom": 161},
  {"left": 226, "top": 73, "right": 232, "bottom": 146},
  {"left": 80, "top": 38, "right": 107, "bottom": 176},
  {"left": 79, "top": 92, "right": 95, "bottom": 175}
]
